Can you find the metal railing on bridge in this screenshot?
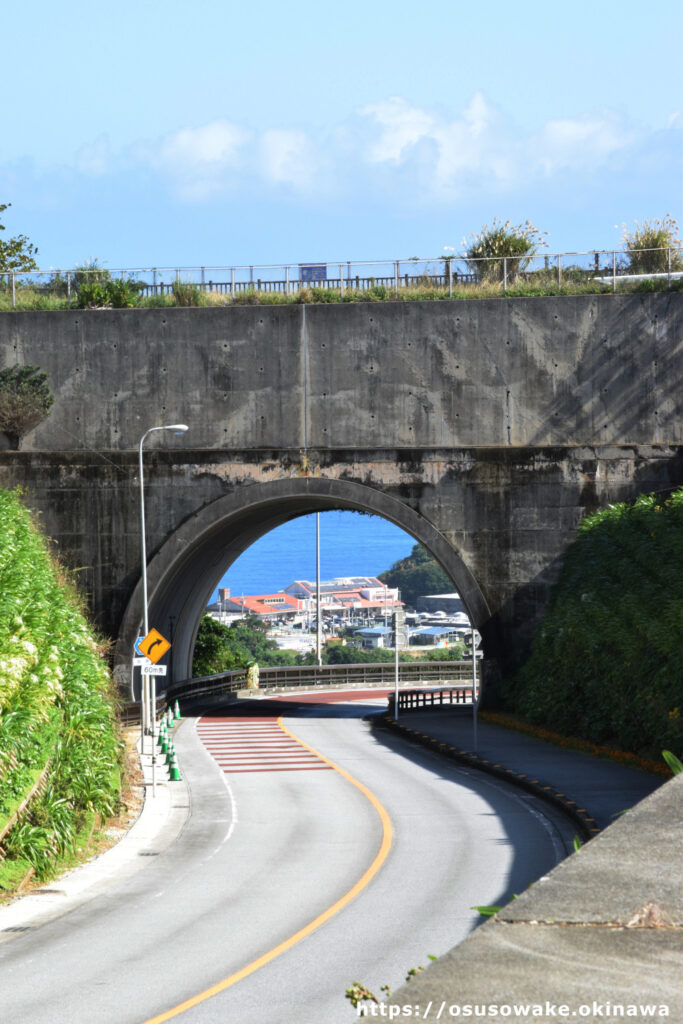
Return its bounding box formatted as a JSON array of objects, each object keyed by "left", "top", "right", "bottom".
[
  {"left": 387, "top": 685, "right": 474, "bottom": 712},
  {"left": 3, "top": 247, "right": 682, "bottom": 307},
  {"left": 166, "top": 660, "right": 474, "bottom": 706}
]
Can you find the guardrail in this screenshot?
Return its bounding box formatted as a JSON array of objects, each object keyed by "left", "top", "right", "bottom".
[
  {"left": 120, "top": 695, "right": 167, "bottom": 726},
  {"left": 388, "top": 685, "right": 474, "bottom": 712},
  {"left": 2, "top": 247, "right": 681, "bottom": 307},
  {"left": 167, "top": 660, "right": 474, "bottom": 705}
]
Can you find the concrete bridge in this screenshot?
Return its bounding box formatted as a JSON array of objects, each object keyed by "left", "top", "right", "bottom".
[{"left": 0, "top": 293, "right": 681, "bottom": 694}]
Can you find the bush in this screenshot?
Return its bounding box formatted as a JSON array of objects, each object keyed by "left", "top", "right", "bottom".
[
  {"left": 506, "top": 489, "right": 683, "bottom": 757},
  {"left": 463, "top": 218, "right": 548, "bottom": 283},
  {"left": 75, "top": 264, "right": 141, "bottom": 309},
  {"left": 621, "top": 215, "right": 683, "bottom": 275},
  {"left": 172, "top": 280, "right": 204, "bottom": 306}
]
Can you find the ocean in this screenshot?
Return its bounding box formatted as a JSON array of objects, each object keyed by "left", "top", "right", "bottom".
[{"left": 210, "top": 511, "right": 416, "bottom": 601}]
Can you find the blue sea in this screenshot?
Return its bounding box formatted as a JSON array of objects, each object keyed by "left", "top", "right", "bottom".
[{"left": 210, "top": 511, "right": 415, "bottom": 601}]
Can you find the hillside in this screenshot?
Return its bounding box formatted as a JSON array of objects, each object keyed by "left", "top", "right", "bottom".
[
  {"left": 0, "top": 489, "right": 122, "bottom": 888},
  {"left": 378, "top": 544, "right": 452, "bottom": 609},
  {"left": 506, "top": 488, "right": 683, "bottom": 757}
]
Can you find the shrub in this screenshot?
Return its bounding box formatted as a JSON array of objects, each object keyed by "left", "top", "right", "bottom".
[
  {"left": 621, "top": 215, "right": 683, "bottom": 275},
  {"left": 463, "top": 218, "right": 548, "bottom": 283},
  {"left": 507, "top": 489, "right": 683, "bottom": 757},
  {"left": 172, "top": 280, "right": 204, "bottom": 306},
  {"left": 0, "top": 365, "right": 54, "bottom": 449},
  {"left": 106, "top": 278, "right": 140, "bottom": 308}
]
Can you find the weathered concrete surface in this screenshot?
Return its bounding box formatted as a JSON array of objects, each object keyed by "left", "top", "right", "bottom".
[
  {"left": 0, "top": 295, "right": 681, "bottom": 685},
  {"left": 387, "top": 773, "right": 683, "bottom": 1020}
]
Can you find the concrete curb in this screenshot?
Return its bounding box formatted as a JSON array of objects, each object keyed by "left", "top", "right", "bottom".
[
  {"left": 373, "top": 713, "right": 600, "bottom": 842},
  {"left": 0, "top": 723, "right": 191, "bottom": 942}
]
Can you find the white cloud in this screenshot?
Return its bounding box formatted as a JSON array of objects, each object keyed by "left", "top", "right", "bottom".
[
  {"left": 357, "top": 94, "right": 635, "bottom": 197},
  {"left": 538, "top": 114, "right": 634, "bottom": 173},
  {"left": 75, "top": 134, "right": 114, "bottom": 177},
  {"left": 259, "top": 129, "right": 320, "bottom": 188},
  {"left": 359, "top": 97, "right": 437, "bottom": 164},
  {"left": 136, "top": 120, "right": 251, "bottom": 200},
  {"left": 59, "top": 96, "right": 671, "bottom": 212}
]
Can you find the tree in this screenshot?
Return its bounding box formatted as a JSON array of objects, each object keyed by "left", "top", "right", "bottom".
[
  {"left": 621, "top": 215, "right": 682, "bottom": 275},
  {"left": 192, "top": 614, "right": 296, "bottom": 676},
  {"left": 0, "top": 365, "right": 54, "bottom": 449},
  {"left": 0, "top": 204, "right": 39, "bottom": 272},
  {"left": 463, "top": 218, "right": 547, "bottom": 283},
  {"left": 378, "top": 544, "right": 453, "bottom": 609}
]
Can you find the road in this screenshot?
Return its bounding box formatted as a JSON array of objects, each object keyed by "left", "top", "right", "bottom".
[{"left": 0, "top": 693, "right": 576, "bottom": 1023}]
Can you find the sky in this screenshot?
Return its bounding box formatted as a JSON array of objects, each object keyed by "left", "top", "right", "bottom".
[{"left": 2, "top": 0, "right": 682, "bottom": 270}]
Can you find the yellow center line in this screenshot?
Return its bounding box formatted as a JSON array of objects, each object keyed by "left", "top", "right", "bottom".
[{"left": 141, "top": 713, "right": 393, "bottom": 1024}]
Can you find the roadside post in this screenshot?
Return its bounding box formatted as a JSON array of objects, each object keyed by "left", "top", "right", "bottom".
[
  {"left": 138, "top": 628, "right": 171, "bottom": 797},
  {"left": 472, "top": 628, "right": 478, "bottom": 751},
  {"left": 392, "top": 605, "right": 406, "bottom": 720}
]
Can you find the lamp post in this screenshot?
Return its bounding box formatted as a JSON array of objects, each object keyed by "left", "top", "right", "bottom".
[{"left": 138, "top": 424, "right": 189, "bottom": 778}]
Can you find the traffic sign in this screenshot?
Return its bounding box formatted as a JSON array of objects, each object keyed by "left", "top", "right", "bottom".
[
  {"left": 133, "top": 656, "right": 148, "bottom": 667},
  {"left": 138, "top": 628, "right": 171, "bottom": 664},
  {"left": 134, "top": 636, "right": 146, "bottom": 657},
  {"left": 141, "top": 664, "right": 168, "bottom": 676}
]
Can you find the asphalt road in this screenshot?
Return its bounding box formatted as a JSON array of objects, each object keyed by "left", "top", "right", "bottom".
[{"left": 0, "top": 695, "right": 576, "bottom": 1024}]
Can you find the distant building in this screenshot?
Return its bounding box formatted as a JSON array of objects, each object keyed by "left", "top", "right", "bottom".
[
  {"left": 206, "top": 587, "right": 305, "bottom": 624},
  {"left": 416, "top": 593, "right": 465, "bottom": 615},
  {"left": 354, "top": 626, "right": 393, "bottom": 649},
  {"left": 285, "top": 576, "right": 400, "bottom": 620},
  {"left": 410, "top": 625, "right": 463, "bottom": 647},
  {"left": 206, "top": 577, "right": 401, "bottom": 627}
]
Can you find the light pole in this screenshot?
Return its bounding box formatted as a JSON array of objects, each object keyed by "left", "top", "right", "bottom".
[{"left": 138, "top": 424, "right": 189, "bottom": 775}]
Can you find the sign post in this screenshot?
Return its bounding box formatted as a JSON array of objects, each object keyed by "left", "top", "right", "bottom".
[
  {"left": 137, "top": 630, "right": 171, "bottom": 798},
  {"left": 471, "top": 628, "right": 478, "bottom": 751},
  {"left": 392, "top": 606, "right": 406, "bottom": 720}
]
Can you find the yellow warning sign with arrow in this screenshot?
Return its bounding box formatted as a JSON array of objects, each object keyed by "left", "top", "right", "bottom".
[{"left": 138, "top": 628, "right": 171, "bottom": 664}]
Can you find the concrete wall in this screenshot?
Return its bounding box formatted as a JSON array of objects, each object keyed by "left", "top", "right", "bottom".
[
  {"left": 0, "top": 294, "right": 681, "bottom": 685},
  {"left": 1, "top": 293, "right": 681, "bottom": 453}
]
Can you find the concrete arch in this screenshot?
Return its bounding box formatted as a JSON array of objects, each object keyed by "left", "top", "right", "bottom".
[{"left": 115, "top": 477, "right": 493, "bottom": 688}]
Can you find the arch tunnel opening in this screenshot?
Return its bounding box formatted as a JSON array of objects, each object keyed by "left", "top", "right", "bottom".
[{"left": 115, "top": 478, "right": 495, "bottom": 691}]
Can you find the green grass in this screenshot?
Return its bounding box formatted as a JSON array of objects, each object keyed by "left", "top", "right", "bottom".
[
  {"left": 0, "top": 488, "right": 123, "bottom": 880},
  {"left": 0, "top": 275, "right": 681, "bottom": 312}
]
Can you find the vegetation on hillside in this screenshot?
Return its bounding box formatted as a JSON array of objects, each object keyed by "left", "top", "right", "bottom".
[
  {"left": 192, "top": 615, "right": 299, "bottom": 675},
  {"left": 0, "top": 489, "right": 122, "bottom": 883},
  {"left": 3, "top": 274, "right": 681, "bottom": 312},
  {"left": 378, "top": 544, "right": 452, "bottom": 609},
  {"left": 504, "top": 489, "right": 683, "bottom": 758}
]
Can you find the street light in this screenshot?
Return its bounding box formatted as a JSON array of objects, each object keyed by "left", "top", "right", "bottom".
[
  {"left": 139, "top": 424, "right": 189, "bottom": 637},
  {"left": 138, "top": 424, "right": 188, "bottom": 784}
]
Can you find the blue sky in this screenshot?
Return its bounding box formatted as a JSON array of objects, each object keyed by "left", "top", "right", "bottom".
[{"left": 3, "top": 0, "right": 681, "bottom": 269}]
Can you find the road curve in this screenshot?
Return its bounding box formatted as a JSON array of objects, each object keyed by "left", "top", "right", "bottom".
[{"left": 0, "top": 693, "right": 576, "bottom": 1024}]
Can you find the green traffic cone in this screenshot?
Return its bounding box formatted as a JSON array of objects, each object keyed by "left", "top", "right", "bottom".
[
  {"left": 167, "top": 708, "right": 174, "bottom": 729},
  {"left": 165, "top": 743, "right": 174, "bottom": 767},
  {"left": 174, "top": 700, "right": 181, "bottom": 721},
  {"left": 169, "top": 749, "right": 182, "bottom": 781}
]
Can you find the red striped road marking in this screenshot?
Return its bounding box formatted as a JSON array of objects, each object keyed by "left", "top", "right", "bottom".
[{"left": 197, "top": 715, "right": 332, "bottom": 773}]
